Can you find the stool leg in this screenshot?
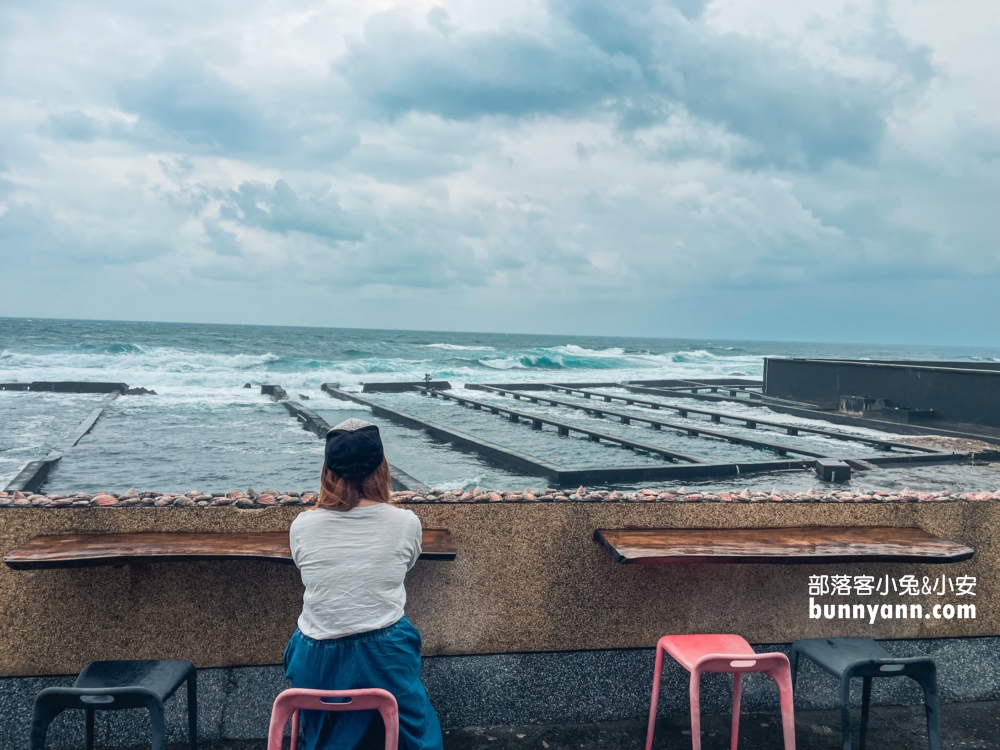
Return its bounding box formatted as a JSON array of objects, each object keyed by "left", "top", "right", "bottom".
[
  {"left": 86, "top": 709, "right": 95, "bottom": 750},
  {"left": 187, "top": 672, "right": 198, "bottom": 750},
  {"left": 645, "top": 644, "right": 665, "bottom": 750},
  {"left": 789, "top": 648, "right": 799, "bottom": 691},
  {"left": 839, "top": 675, "right": 853, "bottom": 750},
  {"left": 730, "top": 673, "right": 742, "bottom": 750},
  {"left": 767, "top": 663, "right": 797, "bottom": 750},
  {"left": 30, "top": 699, "right": 62, "bottom": 750},
  {"left": 690, "top": 669, "right": 703, "bottom": 750},
  {"left": 147, "top": 699, "right": 166, "bottom": 750},
  {"left": 858, "top": 677, "right": 872, "bottom": 750},
  {"left": 914, "top": 666, "right": 941, "bottom": 750}
]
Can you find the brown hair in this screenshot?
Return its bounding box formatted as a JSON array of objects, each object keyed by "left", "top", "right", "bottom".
[{"left": 316, "top": 457, "right": 392, "bottom": 511}]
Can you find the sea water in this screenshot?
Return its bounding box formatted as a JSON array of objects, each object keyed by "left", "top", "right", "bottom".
[{"left": 2, "top": 318, "right": 999, "bottom": 492}]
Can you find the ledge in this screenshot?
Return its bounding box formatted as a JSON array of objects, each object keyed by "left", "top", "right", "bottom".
[{"left": 1, "top": 487, "right": 999, "bottom": 508}]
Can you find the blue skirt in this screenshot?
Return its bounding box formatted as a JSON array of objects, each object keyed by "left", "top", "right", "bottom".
[{"left": 284, "top": 618, "right": 444, "bottom": 750}]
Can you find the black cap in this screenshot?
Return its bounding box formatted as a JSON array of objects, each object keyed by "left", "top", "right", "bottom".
[{"left": 325, "top": 418, "right": 385, "bottom": 480}]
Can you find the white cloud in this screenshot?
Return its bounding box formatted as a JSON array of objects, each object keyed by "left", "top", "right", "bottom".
[{"left": 0, "top": 0, "right": 998, "bottom": 344}]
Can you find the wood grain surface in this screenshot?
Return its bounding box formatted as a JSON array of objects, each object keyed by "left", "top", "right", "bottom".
[
  {"left": 593, "top": 526, "right": 974, "bottom": 565},
  {"left": 3, "top": 529, "right": 456, "bottom": 569}
]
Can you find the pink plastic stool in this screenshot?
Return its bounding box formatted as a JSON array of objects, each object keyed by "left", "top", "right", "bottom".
[
  {"left": 267, "top": 688, "right": 399, "bottom": 750},
  {"left": 646, "top": 634, "right": 795, "bottom": 750}
]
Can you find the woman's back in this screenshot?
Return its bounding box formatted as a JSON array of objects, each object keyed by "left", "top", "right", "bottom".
[{"left": 290, "top": 503, "right": 422, "bottom": 640}]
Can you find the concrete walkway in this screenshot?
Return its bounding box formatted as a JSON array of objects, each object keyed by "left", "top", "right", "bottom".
[{"left": 158, "top": 700, "right": 999, "bottom": 750}]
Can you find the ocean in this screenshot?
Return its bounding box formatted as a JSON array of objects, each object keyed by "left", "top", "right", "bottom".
[{"left": 2, "top": 318, "right": 999, "bottom": 493}]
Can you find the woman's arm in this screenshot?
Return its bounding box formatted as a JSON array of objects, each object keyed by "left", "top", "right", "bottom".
[{"left": 406, "top": 511, "right": 423, "bottom": 570}]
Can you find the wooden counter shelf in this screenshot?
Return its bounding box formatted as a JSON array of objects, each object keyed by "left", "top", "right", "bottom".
[
  {"left": 3, "top": 529, "right": 456, "bottom": 570},
  {"left": 593, "top": 527, "right": 974, "bottom": 565}
]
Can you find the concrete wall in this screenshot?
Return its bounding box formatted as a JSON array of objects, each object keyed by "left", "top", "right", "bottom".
[
  {"left": 763, "top": 358, "right": 1000, "bottom": 428},
  {"left": 0, "top": 502, "right": 995, "bottom": 678}
]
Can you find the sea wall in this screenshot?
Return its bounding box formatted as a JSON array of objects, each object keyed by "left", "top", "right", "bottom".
[
  {"left": 0, "top": 499, "right": 995, "bottom": 677},
  {"left": 763, "top": 357, "right": 1000, "bottom": 428}
]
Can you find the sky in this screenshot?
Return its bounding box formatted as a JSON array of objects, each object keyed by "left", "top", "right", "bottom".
[{"left": 0, "top": 0, "right": 998, "bottom": 345}]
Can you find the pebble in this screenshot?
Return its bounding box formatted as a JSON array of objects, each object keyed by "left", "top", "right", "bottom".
[{"left": 1, "top": 485, "right": 996, "bottom": 509}]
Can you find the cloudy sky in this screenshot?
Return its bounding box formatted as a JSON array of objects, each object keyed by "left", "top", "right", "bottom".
[{"left": 1, "top": 0, "right": 998, "bottom": 344}]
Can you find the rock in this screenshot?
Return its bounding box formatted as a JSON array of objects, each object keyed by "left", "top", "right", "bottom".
[
  {"left": 488, "top": 492, "right": 502, "bottom": 502},
  {"left": 459, "top": 491, "right": 473, "bottom": 501},
  {"left": 235, "top": 497, "right": 255, "bottom": 507},
  {"left": 211, "top": 497, "right": 234, "bottom": 506},
  {"left": 278, "top": 495, "right": 298, "bottom": 505},
  {"left": 71, "top": 499, "right": 90, "bottom": 506},
  {"left": 410, "top": 496, "right": 426, "bottom": 503},
  {"left": 227, "top": 491, "right": 245, "bottom": 499},
  {"left": 185, "top": 491, "right": 201, "bottom": 498},
  {"left": 122, "top": 488, "right": 138, "bottom": 498},
  {"left": 173, "top": 497, "right": 195, "bottom": 507},
  {"left": 194, "top": 494, "right": 212, "bottom": 502},
  {"left": 244, "top": 383, "right": 252, "bottom": 388},
  {"left": 94, "top": 495, "right": 118, "bottom": 506},
  {"left": 119, "top": 497, "right": 142, "bottom": 506},
  {"left": 197, "top": 501, "right": 209, "bottom": 506},
  {"left": 261, "top": 489, "right": 280, "bottom": 497},
  {"left": 298, "top": 394, "right": 310, "bottom": 400},
  {"left": 300, "top": 493, "right": 318, "bottom": 505},
  {"left": 247, "top": 487, "right": 258, "bottom": 499},
  {"left": 257, "top": 495, "right": 277, "bottom": 506},
  {"left": 50, "top": 499, "right": 73, "bottom": 507},
  {"left": 12, "top": 491, "right": 25, "bottom": 500},
  {"left": 152, "top": 496, "right": 171, "bottom": 506}
]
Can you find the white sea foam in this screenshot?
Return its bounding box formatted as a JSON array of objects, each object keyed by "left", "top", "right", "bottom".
[
  {"left": 0, "top": 337, "right": 765, "bottom": 408},
  {"left": 421, "top": 343, "right": 497, "bottom": 351}
]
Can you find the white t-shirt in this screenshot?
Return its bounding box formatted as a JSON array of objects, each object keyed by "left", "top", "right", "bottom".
[{"left": 289, "top": 503, "right": 423, "bottom": 640}]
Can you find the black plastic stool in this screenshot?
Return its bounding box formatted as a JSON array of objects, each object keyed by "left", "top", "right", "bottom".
[
  {"left": 30, "top": 660, "right": 197, "bottom": 750},
  {"left": 790, "top": 638, "right": 940, "bottom": 750}
]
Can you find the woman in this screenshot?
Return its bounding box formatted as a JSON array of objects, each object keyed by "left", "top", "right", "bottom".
[{"left": 285, "top": 418, "right": 443, "bottom": 750}]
